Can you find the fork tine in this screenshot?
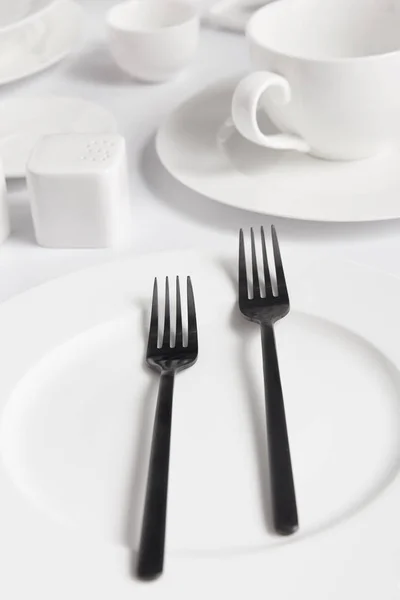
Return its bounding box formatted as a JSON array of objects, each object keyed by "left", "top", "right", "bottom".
[
  {"left": 162, "top": 277, "right": 171, "bottom": 348},
  {"left": 261, "top": 226, "right": 273, "bottom": 297},
  {"left": 239, "top": 229, "right": 248, "bottom": 300},
  {"left": 271, "top": 225, "right": 288, "bottom": 300},
  {"left": 175, "top": 276, "right": 183, "bottom": 348},
  {"left": 147, "top": 278, "right": 158, "bottom": 350},
  {"left": 250, "top": 228, "right": 260, "bottom": 298},
  {"left": 187, "top": 277, "right": 198, "bottom": 348}
]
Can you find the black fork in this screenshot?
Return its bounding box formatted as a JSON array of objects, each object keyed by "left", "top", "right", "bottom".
[
  {"left": 137, "top": 277, "right": 198, "bottom": 581},
  {"left": 238, "top": 226, "right": 298, "bottom": 536}
]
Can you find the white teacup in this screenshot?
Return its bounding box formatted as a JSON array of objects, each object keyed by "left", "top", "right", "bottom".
[
  {"left": 107, "top": 0, "right": 199, "bottom": 83},
  {"left": 232, "top": 0, "right": 400, "bottom": 160}
]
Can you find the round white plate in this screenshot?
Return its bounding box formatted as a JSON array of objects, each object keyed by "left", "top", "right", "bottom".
[
  {"left": 0, "top": 0, "right": 55, "bottom": 31},
  {"left": 0, "top": 96, "right": 117, "bottom": 178},
  {"left": 0, "top": 0, "right": 82, "bottom": 89},
  {"left": 157, "top": 78, "right": 400, "bottom": 222},
  {"left": 0, "top": 248, "right": 399, "bottom": 598}
]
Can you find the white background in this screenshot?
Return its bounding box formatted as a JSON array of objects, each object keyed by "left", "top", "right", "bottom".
[{"left": 3, "top": 0, "right": 400, "bottom": 301}]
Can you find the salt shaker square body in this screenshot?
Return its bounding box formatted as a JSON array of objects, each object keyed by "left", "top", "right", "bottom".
[
  {"left": 0, "top": 159, "right": 9, "bottom": 245},
  {"left": 27, "top": 133, "right": 131, "bottom": 248}
]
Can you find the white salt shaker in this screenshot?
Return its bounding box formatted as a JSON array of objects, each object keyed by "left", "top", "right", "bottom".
[
  {"left": 27, "top": 133, "right": 131, "bottom": 249},
  {"left": 0, "top": 159, "right": 9, "bottom": 245}
]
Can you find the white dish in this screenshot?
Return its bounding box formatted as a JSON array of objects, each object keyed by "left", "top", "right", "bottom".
[
  {"left": 0, "top": 248, "right": 399, "bottom": 598},
  {"left": 0, "top": 0, "right": 55, "bottom": 31},
  {"left": 0, "top": 97, "right": 117, "bottom": 179},
  {"left": 0, "top": 0, "right": 82, "bottom": 88},
  {"left": 156, "top": 78, "right": 400, "bottom": 222}
]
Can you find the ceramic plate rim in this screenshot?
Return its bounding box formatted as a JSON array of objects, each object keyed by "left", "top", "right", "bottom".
[
  {"left": 0, "top": 0, "right": 57, "bottom": 33},
  {"left": 0, "top": 0, "right": 83, "bottom": 91}
]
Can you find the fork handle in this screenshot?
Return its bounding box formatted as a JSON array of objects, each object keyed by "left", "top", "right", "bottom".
[
  {"left": 261, "top": 323, "right": 298, "bottom": 535},
  {"left": 137, "top": 371, "right": 175, "bottom": 580}
]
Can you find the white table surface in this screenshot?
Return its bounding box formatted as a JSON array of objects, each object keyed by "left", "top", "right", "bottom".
[{"left": 2, "top": 0, "right": 400, "bottom": 302}]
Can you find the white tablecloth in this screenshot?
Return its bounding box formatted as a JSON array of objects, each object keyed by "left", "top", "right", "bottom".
[{"left": 2, "top": 0, "right": 400, "bottom": 302}]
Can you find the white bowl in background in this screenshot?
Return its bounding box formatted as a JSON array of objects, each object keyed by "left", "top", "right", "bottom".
[{"left": 107, "top": 0, "right": 200, "bottom": 83}]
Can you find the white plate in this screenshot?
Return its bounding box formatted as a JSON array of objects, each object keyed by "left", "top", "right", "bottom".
[
  {"left": 0, "top": 248, "right": 399, "bottom": 598},
  {"left": 0, "top": 97, "right": 117, "bottom": 178},
  {"left": 0, "top": 0, "right": 55, "bottom": 31},
  {"left": 157, "top": 78, "right": 400, "bottom": 222},
  {"left": 0, "top": 0, "right": 82, "bottom": 89}
]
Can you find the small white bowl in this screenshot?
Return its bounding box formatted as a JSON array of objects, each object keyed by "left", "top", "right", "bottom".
[{"left": 107, "top": 0, "right": 200, "bottom": 83}]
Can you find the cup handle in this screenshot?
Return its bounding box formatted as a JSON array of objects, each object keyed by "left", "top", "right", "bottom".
[{"left": 231, "top": 71, "right": 310, "bottom": 152}]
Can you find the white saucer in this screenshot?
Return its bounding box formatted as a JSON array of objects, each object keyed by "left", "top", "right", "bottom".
[
  {"left": 0, "top": 97, "right": 117, "bottom": 178},
  {"left": 157, "top": 78, "right": 400, "bottom": 222},
  {"left": 0, "top": 0, "right": 55, "bottom": 31},
  {"left": 0, "top": 0, "right": 82, "bottom": 88},
  {"left": 0, "top": 249, "right": 399, "bottom": 597}
]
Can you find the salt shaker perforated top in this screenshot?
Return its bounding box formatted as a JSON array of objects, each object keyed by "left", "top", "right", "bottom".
[{"left": 27, "top": 133, "right": 132, "bottom": 249}]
